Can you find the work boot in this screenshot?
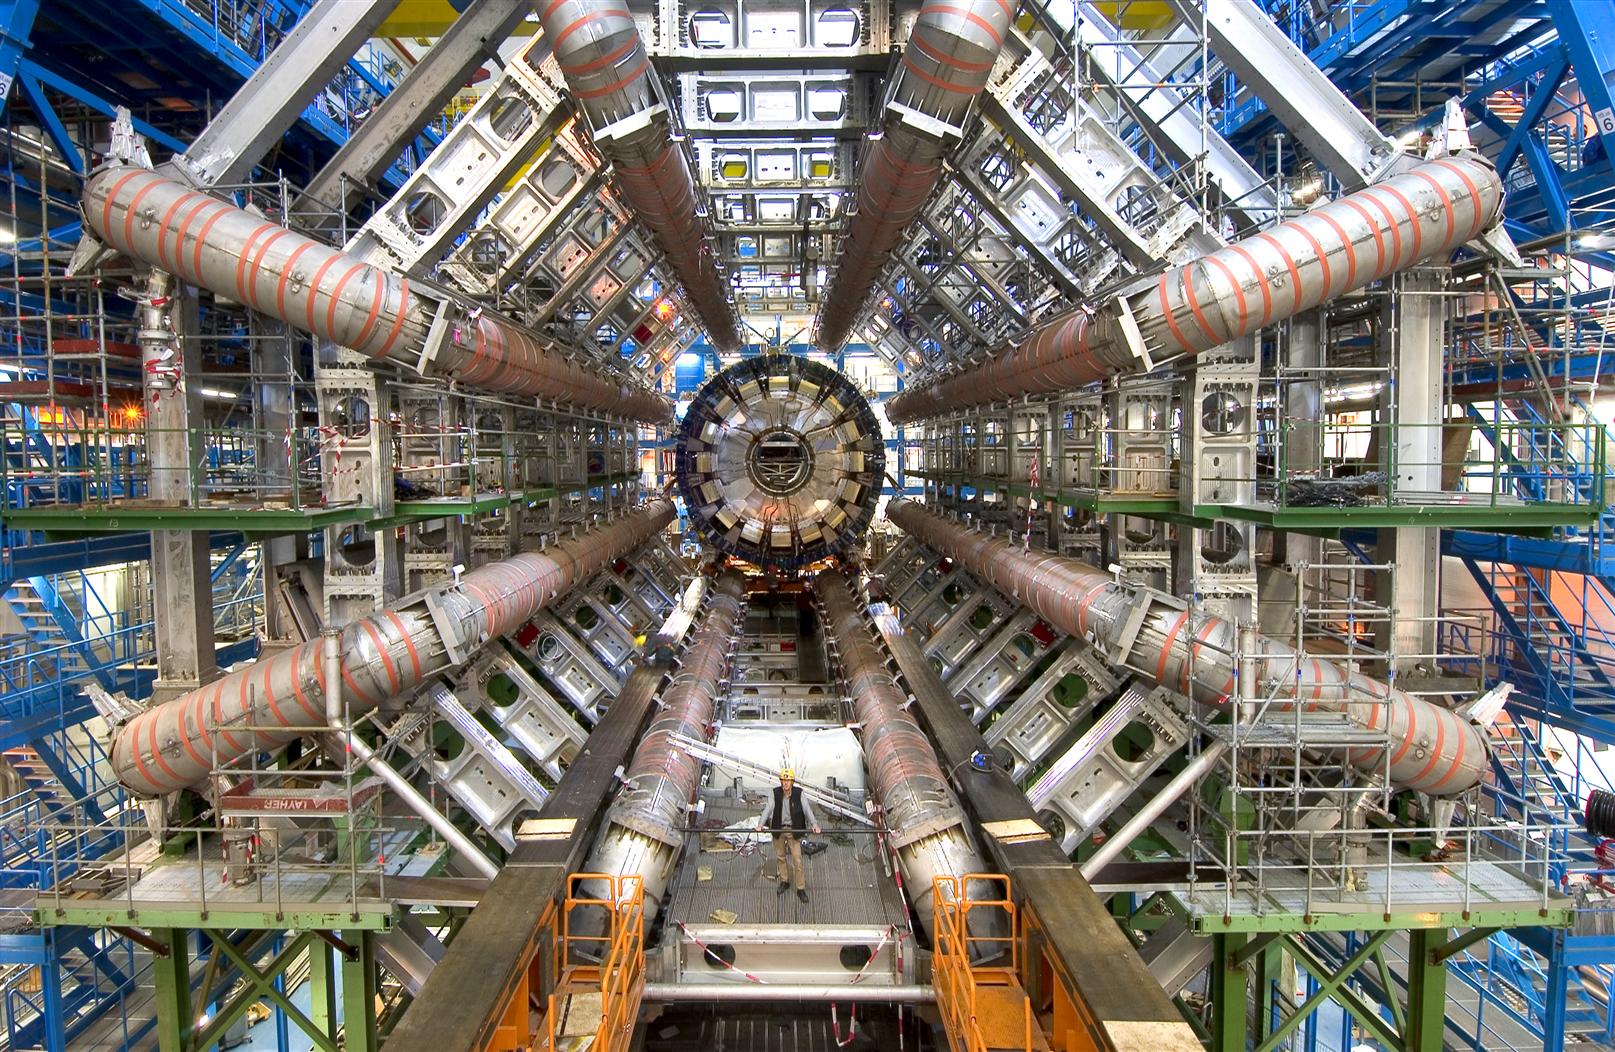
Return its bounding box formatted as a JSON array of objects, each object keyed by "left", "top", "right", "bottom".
[
  {"left": 797, "top": 889, "right": 809, "bottom": 903},
  {"left": 777, "top": 881, "right": 789, "bottom": 895}
]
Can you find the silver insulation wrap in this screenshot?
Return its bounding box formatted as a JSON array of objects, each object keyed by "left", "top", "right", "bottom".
[
  {"left": 81, "top": 165, "right": 673, "bottom": 424},
  {"left": 816, "top": 569, "right": 995, "bottom": 932},
  {"left": 581, "top": 570, "right": 748, "bottom": 923},
  {"left": 813, "top": 1, "right": 1014, "bottom": 353},
  {"left": 886, "top": 154, "right": 1504, "bottom": 423},
  {"left": 886, "top": 500, "right": 1489, "bottom": 795},
  {"left": 109, "top": 500, "right": 677, "bottom": 795}
]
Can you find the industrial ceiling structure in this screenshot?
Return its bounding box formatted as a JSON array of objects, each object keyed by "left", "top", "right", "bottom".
[{"left": 0, "top": 1, "right": 1613, "bottom": 1051}]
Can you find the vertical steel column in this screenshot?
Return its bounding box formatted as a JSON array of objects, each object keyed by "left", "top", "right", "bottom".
[
  {"left": 1210, "top": 933, "right": 1250, "bottom": 1052},
  {"left": 1255, "top": 941, "right": 1283, "bottom": 1044},
  {"left": 341, "top": 930, "right": 378, "bottom": 1052},
  {"left": 142, "top": 272, "right": 216, "bottom": 699},
  {"left": 309, "top": 936, "right": 336, "bottom": 1042},
  {"left": 1378, "top": 270, "right": 1446, "bottom": 668},
  {"left": 151, "top": 929, "right": 191, "bottom": 1052},
  {"left": 255, "top": 316, "right": 303, "bottom": 643},
  {"left": 1277, "top": 308, "right": 1325, "bottom": 573},
  {"left": 1542, "top": 928, "right": 1569, "bottom": 1052},
  {"left": 1405, "top": 928, "right": 1450, "bottom": 1052}
]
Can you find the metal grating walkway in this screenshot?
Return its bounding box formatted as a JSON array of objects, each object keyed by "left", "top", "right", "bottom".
[{"left": 662, "top": 797, "right": 906, "bottom": 931}]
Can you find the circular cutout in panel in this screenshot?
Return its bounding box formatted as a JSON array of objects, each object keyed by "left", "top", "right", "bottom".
[{"left": 674, "top": 355, "right": 885, "bottom": 571}]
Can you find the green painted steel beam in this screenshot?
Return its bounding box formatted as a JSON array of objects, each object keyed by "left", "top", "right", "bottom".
[
  {"left": 310, "top": 937, "right": 336, "bottom": 1040},
  {"left": 1209, "top": 932, "right": 1249, "bottom": 1052},
  {"left": 152, "top": 929, "right": 190, "bottom": 1052},
  {"left": 905, "top": 469, "right": 1599, "bottom": 534},
  {"left": 37, "top": 901, "right": 395, "bottom": 930},
  {"left": 342, "top": 929, "right": 379, "bottom": 1052},
  {"left": 1404, "top": 928, "right": 1449, "bottom": 1052},
  {"left": 1195, "top": 501, "right": 1600, "bottom": 529},
  {"left": 2, "top": 471, "right": 645, "bottom": 537},
  {"left": 907, "top": 470, "right": 1207, "bottom": 523},
  {"left": 1187, "top": 902, "right": 1568, "bottom": 934},
  {"left": 5, "top": 504, "right": 376, "bottom": 538},
  {"left": 194, "top": 930, "right": 337, "bottom": 1052}
]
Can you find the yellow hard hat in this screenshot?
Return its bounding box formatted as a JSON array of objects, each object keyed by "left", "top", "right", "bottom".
[{"left": 779, "top": 768, "right": 795, "bottom": 780}]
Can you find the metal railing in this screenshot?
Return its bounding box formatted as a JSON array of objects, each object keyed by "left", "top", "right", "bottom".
[
  {"left": 931, "top": 874, "right": 1033, "bottom": 1052},
  {"left": 543, "top": 873, "right": 646, "bottom": 1052}
]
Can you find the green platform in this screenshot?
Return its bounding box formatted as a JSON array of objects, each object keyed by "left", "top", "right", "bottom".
[{"left": 1, "top": 472, "right": 642, "bottom": 539}]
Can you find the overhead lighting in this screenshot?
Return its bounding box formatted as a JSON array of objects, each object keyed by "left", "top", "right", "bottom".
[{"left": 198, "top": 386, "right": 240, "bottom": 400}]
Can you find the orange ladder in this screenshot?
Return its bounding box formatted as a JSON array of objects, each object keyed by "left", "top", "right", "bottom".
[
  {"left": 484, "top": 873, "right": 645, "bottom": 1052},
  {"left": 932, "top": 875, "right": 1049, "bottom": 1052}
]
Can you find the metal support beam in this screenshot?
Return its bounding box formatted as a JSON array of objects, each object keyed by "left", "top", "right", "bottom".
[
  {"left": 1048, "top": 2, "right": 1278, "bottom": 227},
  {"left": 193, "top": 931, "right": 338, "bottom": 1052},
  {"left": 1209, "top": 933, "right": 1249, "bottom": 1052},
  {"left": 1544, "top": 0, "right": 1615, "bottom": 185},
  {"left": 309, "top": 936, "right": 336, "bottom": 1039},
  {"left": 340, "top": 930, "right": 378, "bottom": 1052},
  {"left": 151, "top": 929, "right": 190, "bottom": 1052},
  {"left": 1377, "top": 269, "right": 1446, "bottom": 668},
  {"left": 1277, "top": 932, "right": 1402, "bottom": 1052},
  {"left": 1277, "top": 308, "right": 1324, "bottom": 573},
  {"left": 0, "top": 0, "right": 41, "bottom": 120},
  {"left": 1405, "top": 928, "right": 1449, "bottom": 1051},
  {"left": 168, "top": 0, "right": 402, "bottom": 187},
  {"left": 1167, "top": 0, "right": 1406, "bottom": 187},
  {"left": 1427, "top": 925, "right": 1499, "bottom": 965},
  {"left": 294, "top": 0, "right": 531, "bottom": 224},
  {"left": 142, "top": 272, "right": 216, "bottom": 698}
]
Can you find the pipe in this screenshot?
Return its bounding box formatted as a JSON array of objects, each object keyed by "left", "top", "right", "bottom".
[
  {"left": 885, "top": 154, "right": 1504, "bottom": 423},
  {"left": 78, "top": 166, "right": 672, "bottom": 425},
  {"left": 812, "top": 1, "right": 1014, "bottom": 353},
  {"left": 582, "top": 569, "right": 748, "bottom": 923},
  {"left": 1079, "top": 741, "right": 1230, "bottom": 880},
  {"left": 109, "top": 500, "right": 677, "bottom": 795},
  {"left": 886, "top": 500, "right": 1489, "bottom": 795},
  {"left": 341, "top": 735, "right": 501, "bottom": 880},
  {"left": 642, "top": 983, "right": 936, "bottom": 1004},
  {"left": 535, "top": 3, "right": 742, "bottom": 353},
  {"left": 815, "top": 570, "right": 994, "bottom": 933}
]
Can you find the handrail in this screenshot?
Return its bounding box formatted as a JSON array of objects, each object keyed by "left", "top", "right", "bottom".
[
  {"left": 931, "top": 874, "right": 1034, "bottom": 1052},
  {"left": 542, "top": 873, "right": 645, "bottom": 1052}
]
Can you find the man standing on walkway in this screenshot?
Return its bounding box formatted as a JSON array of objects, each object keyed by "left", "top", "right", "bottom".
[{"left": 756, "top": 768, "right": 820, "bottom": 902}]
